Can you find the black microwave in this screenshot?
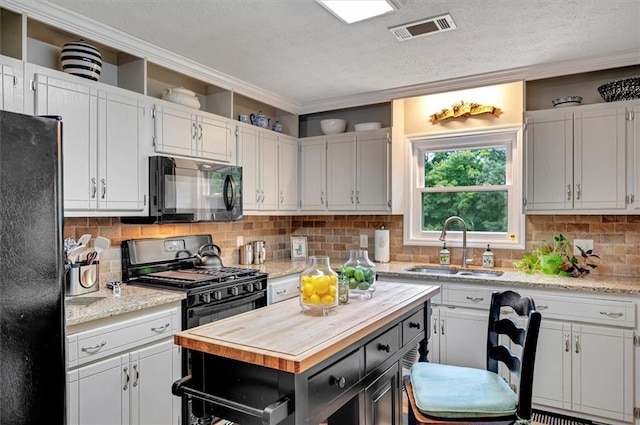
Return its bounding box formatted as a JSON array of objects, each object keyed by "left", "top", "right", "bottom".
[{"left": 123, "top": 156, "right": 242, "bottom": 224}]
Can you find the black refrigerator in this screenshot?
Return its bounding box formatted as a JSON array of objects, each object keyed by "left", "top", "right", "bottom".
[{"left": 0, "top": 110, "right": 65, "bottom": 424}]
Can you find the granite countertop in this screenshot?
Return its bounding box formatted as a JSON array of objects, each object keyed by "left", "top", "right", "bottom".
[
  {"left": 65, "top": 284, "right": 186, "bottom": 327},
  {"left": 242, "top": 259, "right": 640, "bottom": 296}
]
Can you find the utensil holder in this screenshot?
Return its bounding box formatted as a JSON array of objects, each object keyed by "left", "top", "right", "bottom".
[{"left": 66, "top": 261, "right": 99, "bottom": 296}]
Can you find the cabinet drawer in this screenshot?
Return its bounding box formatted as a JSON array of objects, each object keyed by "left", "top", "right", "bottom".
[
  {"left": 402, "top": 308, "right": 425, "bottom": 345},
  {"left": 447, "top": 285, "right": 494, "bottom": 309},
  {"left": 267, "top": 274, "right": 299, "bottom": 304},
  {"left": 365, "top": 325, "right": 400, "bottom": 373},
  {"left": 522, "top": 292, "right": 635, "bottom": 328},
  {"left": 67, "top": 308, "right": 178, "bottom": 368},
  {"left": 308, "top": 349, "right": 362, "bottom": 414}
]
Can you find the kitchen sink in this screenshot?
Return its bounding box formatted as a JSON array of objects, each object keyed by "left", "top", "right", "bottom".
[
  {"left": 404, "top": 266, "right": 458, "bottom": 275},
  {"left": 404, "top": 266, "right": 504, "bottom": 278}
]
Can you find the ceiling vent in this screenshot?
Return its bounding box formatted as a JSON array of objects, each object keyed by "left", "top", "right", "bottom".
[{"left": 388, "top": 14, "right": 456, "bottom": 41}]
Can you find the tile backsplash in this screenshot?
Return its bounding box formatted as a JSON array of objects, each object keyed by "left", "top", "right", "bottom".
[{"left": 64, "top": 214, "right": 640, "bottom": 283}]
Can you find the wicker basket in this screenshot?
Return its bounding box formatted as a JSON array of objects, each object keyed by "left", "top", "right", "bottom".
[{"left": 597, "top": 77, "right": 640, "bottom": 102}]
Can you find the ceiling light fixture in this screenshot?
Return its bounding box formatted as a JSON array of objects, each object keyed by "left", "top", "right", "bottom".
[{"left": 316, "top": 0, "right": 400, "bottom": 24}]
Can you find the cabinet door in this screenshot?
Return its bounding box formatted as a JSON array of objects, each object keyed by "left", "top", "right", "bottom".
[
  {"left": 199, "top": 114, "right": 231, "bottom": 163},
  {"left": 132, "top": 340, "right": 180, "bottom": 425},
  {"left": 35, "top": 73, "right": 99, "bottom": 210},
  {"left": 300, "top": 139, "right": 327, "bottom": 210},
  {"left": 260, "top": 131, "right": 279, "bottom": 210},
  {"left": 1, "top": 60, "right": 23, "bottom": 113},
  {"left": 239, "top": 126, "right": 261, "bottom": 210},
  {"left": 439, "top": 308, "right": 487, "bottom": 369},
  {"left": 356, "top": 132, "right": 389, "bottom": 211},
  {"left": 573, "top": 106, "right": 627, "bottom": 210},
  {"left": 634, "top": 104, "right": 640, "bottom": 210},
  {"left": 278, "top": 136, "right": 299, "bottom": 211},
  {"left": 154, "top": 105, "right": 195, "bottom": 157},
  {"left": 524, "top": 111, "right": 573, "bottom": 211},
  {"left": 327, "top": 135, "right": 356, "bottom": 210},
  {"left": 572, "top": 324, "right": 634, "bottom": 422},
  {"left": 97, "top": 90, "right": 146, "bottom": 212},
  {"left": 364, "top": 362, "right": 401, "bottom": 425},
  {"left": 427, "top": 308, "right": 441, "bottom": 363},
  {"left": 66, "top": 354, "right": 130, "bottom": 425},
  {"left": 531, "top": 321, "right": 571, "bottom": 410}
]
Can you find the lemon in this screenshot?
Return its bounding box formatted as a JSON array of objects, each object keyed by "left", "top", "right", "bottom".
[
  {"left": 309, "top": 294, "right": 321, "bottom": 305},
  {"left": 329, "top": 274, "right": 337, "bottom": 285},
  {"left": 301, "top": 275, "right": 311, "bottom": 285},
  {"left": 321, "top": 294, "right": 334, "bottom": 305},
  {"left": 328, "top": 284, "right": 337, "bottom": 296},
  {"left": 314, "top": 275, "right": 330, "bottom": 295},
  {"left": 302, "top": 283, "right": 314, "bottom": 296}
]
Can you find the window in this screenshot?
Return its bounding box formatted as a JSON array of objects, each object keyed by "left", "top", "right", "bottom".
[{"left": 404, "top": 126, "right": 525, "bottom": 249}]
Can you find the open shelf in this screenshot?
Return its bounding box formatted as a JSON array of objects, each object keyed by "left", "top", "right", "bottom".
[
  {"left": 26, "top": 17, "right": 145, "bottom": 94},
  {"left": 525, "top": 64, "right": 640, "bottom": 111},
  {"left": 299, "top": 102, "right": 391, "bottom": 138},
  {"left": 147, "top": 62, "right": 232, "bottom": 118},
  {"left": 1, "top": 7, "right": 23, "bottom": 60},
  {"left": 232, "top": 92, "right": 298, "bottom": 137}
]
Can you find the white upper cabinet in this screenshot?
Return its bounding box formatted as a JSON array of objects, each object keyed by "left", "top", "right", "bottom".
[
  {"left": 32, "top": 68, "right": 147, "bottom": 216},
  {"left": 277, "top": 134, "right": 299, "bottom": 211},
  {"left": 524, "top": 102, "right": 633, "bottom": 214},
  {"left": 300, "top": 138, "right": 328, "bottom": 211},
  {"left": 0, "top": 56, "right": 24, "bottom": 113},
  {"left": 152, "top": 103, "right": 233, "bottom": 164}
]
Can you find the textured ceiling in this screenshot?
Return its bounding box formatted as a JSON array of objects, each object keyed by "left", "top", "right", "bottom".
[{"left": 47, "top": 0, "right": 640, "bottom": 109}]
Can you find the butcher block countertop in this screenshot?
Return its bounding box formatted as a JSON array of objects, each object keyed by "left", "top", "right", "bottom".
[{"left": 174, "top": 280, "right": 439, "bottom": 374}]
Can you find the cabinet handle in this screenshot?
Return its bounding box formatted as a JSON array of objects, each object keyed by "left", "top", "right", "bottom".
[
  {"left": 378, "top": 343, "right": 391, "bottom": 353},
  {"left": 320, "top": 191, "right": 324, "bottom": 205},
  {"left": 123, "top": 366, "right": 130, "bottom": 391},
  {"left": 350, "top": 190, "right": 354, "bottom": 204},
  {"left": 466, "top": 296, "right": 484, "bottom": 303},
  {"left": 100, "top": 178, "right": 107, "bottom": 199},
  {"left": 256, "top": 190, "right": 260, "bottom": 203},
  {"left": 133, "top": 364, "right": 139, "bottom": 388},
  {"left": 276, "top": 289, "right": 287, "bottom": 295},
  {"left": 91, "top": 177, "right": 97, "bottom": 199},
  {"left": 198, "top": 123, "right": 203, "bottom": 141},
  {"left": 599, "top": 311, "right": 623, "bottom": 318},
  {"left": 356, "top": 190, "right": 360, "bottom": 204},
  {"left": 81, "top": 340, "right": 106, "bottom": 352},
  {"left": 192, "top": 122, "right": 197, "bottom": 140},
  {"left": 433, "top": 318, "right": 438, "bottom": 335},
  {"left": 564, "top": 333, "right": 570, "bottom": 352},
  {"left": 280, "top": 190, "right": 284, "bottom": 204},
  {"left": 441, "top": 319, "right": 445, "bottom": 335},
  {"left": 537, "top": 305, "right": 549, "bottom": 310},
  {"left": 151, "top": 322, "right": 170, "bottom": 332},
  {"left": 575, "top": 334, "right": 580, "bottom": 354},
  {"left": 261, "top": 190, "right": 265, "bottom": 203},
  {"left": 331, "top": 376, "right": 346, "bottom": 388},
  {"left": 567, "top": 184, "right": 571, "bottom": 201},
  {"left": 409, "top": 322, "right": 421, "bottom": 329},
  {"left": 576, "top": 183, "right": 581, "bottom": 200}
]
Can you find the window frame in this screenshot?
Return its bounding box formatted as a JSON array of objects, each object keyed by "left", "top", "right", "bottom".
[{"left": 403, "top": 125, "right": 525, "bottom": 250}]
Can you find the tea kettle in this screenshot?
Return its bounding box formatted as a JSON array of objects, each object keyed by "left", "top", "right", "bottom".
[
  {"left": 250, "top": 111, "right": 270, "bottom": 128},
  {"left": 194, "top": 243, "right": 223, "bottom": 270}
]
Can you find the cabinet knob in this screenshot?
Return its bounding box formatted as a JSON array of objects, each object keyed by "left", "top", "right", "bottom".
[
  {"left": 409, "top": 322, "right": 421, "bottom": 329},
  {"left": 331, "top": 376, "right": 346, "bottom": 388},
  {"left": 378, "top": 343, "right": 391, "bottom": 353}
]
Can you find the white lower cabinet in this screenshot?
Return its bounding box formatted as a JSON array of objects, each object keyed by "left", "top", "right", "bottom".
[
  {"left": 267, "top": 273, "right": 300, "bottom": 304},
  {"left": 66, "top": 307, "right": 182, "bottom": 425}
]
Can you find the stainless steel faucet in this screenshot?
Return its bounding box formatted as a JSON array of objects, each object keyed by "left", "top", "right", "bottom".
[{"left": 439, "top": 216, "right": 472, "bottom": 268}]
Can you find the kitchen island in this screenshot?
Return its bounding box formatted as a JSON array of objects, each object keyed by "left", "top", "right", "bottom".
[{"left": 173, "top": 280, "right": 439, "bottom": 425}]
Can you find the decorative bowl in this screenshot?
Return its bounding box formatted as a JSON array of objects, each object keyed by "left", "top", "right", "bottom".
[
  {"left": 597, "top": 78, "right": 640, "bottom": 102},
  {"left": 551, "top": 96, "right": 583, "bottom": 108},
  {"left": 61, "top": 39, "right": 102, "bottom": 81},
  {"left": 354, "top": 122, "right": 382, "bottom": 131},
  {"left": 320, "top": 119, "right": 347, "bottom": 135},
  {"left": 162, "top": 87, "right": 201, "bottom": 109}
]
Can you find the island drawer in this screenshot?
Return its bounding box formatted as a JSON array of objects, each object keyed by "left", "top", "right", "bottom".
[
  {"left": 308, "top": 349, "right": 362, "bottom": 413},
  {"left": 66, "top": 307, "right": 178, "bottom": 368},
  {"left": 402, "top": 308, "right": 425, "bottom": 345},
  {"left": 365, "top": 325, "right": 400, "bottom": 373}
]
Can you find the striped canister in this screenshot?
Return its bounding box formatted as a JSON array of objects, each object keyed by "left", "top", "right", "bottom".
[{"left": 60, "top": 39, "right": 102, "bottom": 81}]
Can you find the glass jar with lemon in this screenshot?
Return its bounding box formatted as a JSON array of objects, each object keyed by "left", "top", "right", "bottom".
[{"left": 299, "top": 256, "right": 339, "bottom": 315}]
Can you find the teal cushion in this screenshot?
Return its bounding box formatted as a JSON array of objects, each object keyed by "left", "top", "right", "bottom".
[{"left": 410, "top": 362, "right": 518, "bottom": 419}]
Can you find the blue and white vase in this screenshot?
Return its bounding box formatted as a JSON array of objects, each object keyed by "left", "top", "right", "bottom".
[{"left": 61, "top": 39, "right": 102, "bottom": 81}]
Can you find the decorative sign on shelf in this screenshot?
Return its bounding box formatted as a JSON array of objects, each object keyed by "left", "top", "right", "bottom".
[{"left": 430, "top": 100, "right": 502, "bottom": 123}]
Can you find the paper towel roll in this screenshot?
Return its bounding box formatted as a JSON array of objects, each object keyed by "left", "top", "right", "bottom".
[{"left": 374, "top": 228, "right": 390, "bottom": 262}]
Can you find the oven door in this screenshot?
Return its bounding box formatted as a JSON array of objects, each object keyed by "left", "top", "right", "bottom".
[{"left": 186, "top": 291, "right": 266, "bottom": 329}]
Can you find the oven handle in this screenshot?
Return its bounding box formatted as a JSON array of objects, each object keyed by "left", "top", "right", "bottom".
[
  {"left": 223, "top": 174, "right": 236, "bottom": 212},
  {"left": 172, "top": 375, "right": 291, "bottom": 425},
  {"left": 189, "top": 291, "right": 266, "bottom": 316}
]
